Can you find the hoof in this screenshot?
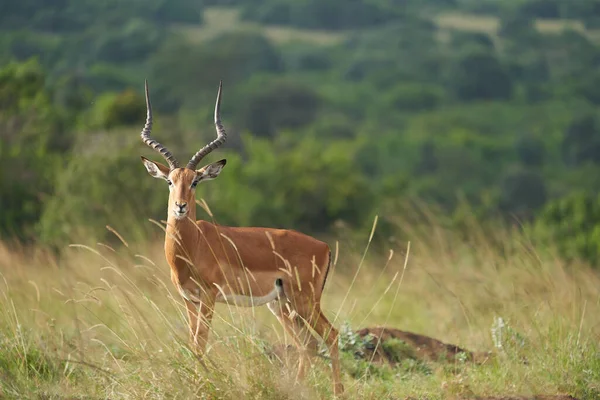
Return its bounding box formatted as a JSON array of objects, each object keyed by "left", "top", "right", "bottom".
[{"left": 333, "top": 382, "right": 345, "bottom": 397}]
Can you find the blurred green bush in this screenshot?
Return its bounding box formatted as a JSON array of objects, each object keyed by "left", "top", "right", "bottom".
[{"left": 2, "top": 0, "right": 600, "bottom": 268}]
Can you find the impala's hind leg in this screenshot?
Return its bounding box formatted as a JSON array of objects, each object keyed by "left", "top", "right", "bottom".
[
  {"left": 267, "top": 301, "right": 315, "bottom": 381},
  {"left": 298, "top": 306, "right": 344, "bottom": 397}
]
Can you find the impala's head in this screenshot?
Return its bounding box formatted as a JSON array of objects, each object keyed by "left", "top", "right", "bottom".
[{"left": 139, "top": 80, "right": 228, "bottom": 220}]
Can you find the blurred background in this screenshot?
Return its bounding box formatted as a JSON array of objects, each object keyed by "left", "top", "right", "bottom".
[{"left": 2, "top": 0, "right": 600, "bottom": 266}]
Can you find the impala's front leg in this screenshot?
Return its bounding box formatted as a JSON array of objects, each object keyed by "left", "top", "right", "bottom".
[{"left": 185, "top": 295, "right": 215, "bottom": 355}]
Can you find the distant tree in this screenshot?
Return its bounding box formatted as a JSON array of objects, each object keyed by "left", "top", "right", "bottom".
[
  {"left": 340, "top": 19, "right": 440, "bottom": 83},
  {"left": 283, "top": 44, "right": 333, "bottom": 72},
  {"left": 81, "top": 88, "right": 145, "bottom": 130},
  {"left": 504, "top": 51, "right": 549, "bottom": 89},
  {"left": 409, "top": 143, "right": 486, "bottom": 208},
  {"left": 244, "top": 1, "right": 291, "bottom": 25},
  {"left": 53, "top": 73, "right": 93, "bottom": 116},
  {"left": 562, "top": 113, "right": 600, "bottom": 166},
  {"left": 449, "top": 49, "right": 513, "bottom": 101},
  {"left": 83, "top": 63, "right": 140, "bottom": 94},
  {"left": 0, "top": 30, "right": 62, "bottom": 66},
  {"left": 385, "top": 83, "right": 446, "bottom": 112},
  {"left": 458, "top": 0, "right": 512, "bottom": 15},
  {"left": 237, "top": 79, "right": 321, "bottom": 137},
  {"left": 499, "top": 167, "right": 547, "bottom": 221},
  {"left": 568, "top": 1, "right": 600, "bottom": 26},
  {"left": 88, "top": 19, "right": 165, "bottom": 63},
  {"left": 517, "top": 0, "right": 560, "bottom": 19},
  {"left": 560, "top": 0, "right": 600, "bottom": 19},
  {"left": 574, "top": 71, "right": 600, "bottom": 105},
  {"left": 0, "top": 59, "right": 67, "bottom": 240},
  {"left": 37, "top": 141, "right": 165, "bottom": 245},
  {"left": 414, "top": 141, "right": 438, "bottom": 175},
  {"left": 449, "top": 31, "right": 495, "bottom": 51},
  {"left": 531, "top": 192, "right": 600, "bottom": 267},
  {"left": 152, "top": 0, "right": 203, "bottom": 24},
  {"left": 241, "top": 0, "right": 403, "bottom": 30},
  {"left": 499, "top": 11, "right": 536, "bottom": 39},
  {"left": 308, "top": 114, "right": 356, "bottom": 140},
  {"left": 515, "top": 134, "right": 544, "bottom": 167},
  {"left": 540, "top": 30, "right": 600, "bottom": 81},
  {"left": 102, "top": 89, "right": 146, "bottom": 129},
  {"left": 207, "top": 31, "right": 283, "bottom": 78},
  {"left": 583, "top": 16, "right": 600, "bottom": 29},
  {"left": 204, "top": 0, "right": 262, "bottom": 5},
  {"left": 148, "top": 32, "right": 283, "bottom": 110}
]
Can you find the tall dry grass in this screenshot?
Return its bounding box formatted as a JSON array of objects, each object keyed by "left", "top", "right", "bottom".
[{"left": 0, "top": 215, "right": 598, "bottom": 399}]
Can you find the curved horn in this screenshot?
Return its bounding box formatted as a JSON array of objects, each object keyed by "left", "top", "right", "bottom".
[
  {"left": 186, "top": 80, "right": 228, "bottom": 170},
  {"left": 140, "top": 80, "right": 179, "bottom": 170}
]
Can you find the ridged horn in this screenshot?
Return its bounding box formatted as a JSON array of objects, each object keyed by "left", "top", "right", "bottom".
[
  {"left": 140, "top": 80, "right": 179, "bottom": 170},
  {"left": 186, "top": 80, "right": 227, "bottom": 170}
]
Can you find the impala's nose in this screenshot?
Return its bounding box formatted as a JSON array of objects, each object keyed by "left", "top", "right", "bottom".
[
  {"left": 173, "top": 201, "right": 188, "bottom": 219},
  {"left": 175, "top": 201, "right": 188, "bottom": 212}
]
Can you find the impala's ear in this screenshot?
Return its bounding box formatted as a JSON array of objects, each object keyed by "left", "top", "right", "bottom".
[
  {"left": 141, "top": 156, "right": 170, "bottom": 180},
  {"left": 196, "top": 159, "right": 226, "bottom": 181}
]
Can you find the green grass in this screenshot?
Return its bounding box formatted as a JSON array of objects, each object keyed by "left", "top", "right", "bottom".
[
  {"left": 0, "top": 214, "right": 598, "bottom": 399},
  {"left": 436, "top": 13, "right": 500, "bottom": 36},
  {"left": 174, "top": 7, "right": 345, "bottom": 46},
  {"left": 436, "top": 12, "right": 598, "bottom": 39},
  {"left": 174, "top": 7, "right": 597, "bottom": 49}
]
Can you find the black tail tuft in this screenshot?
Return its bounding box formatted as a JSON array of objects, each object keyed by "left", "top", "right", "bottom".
[
  {"left": 321, "top": 249, "right": 332, "bottom": 293},
  {"left": 274, "top": 278, "right": 285, "bottom": 299}
]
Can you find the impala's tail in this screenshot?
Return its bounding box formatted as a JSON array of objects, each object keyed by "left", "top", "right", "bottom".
[
  {"left": 275, "top": 278, "right": 284, "bottom": 296},
  {"left": 320, "top": 249, "right": 333, "bottom": 293}
]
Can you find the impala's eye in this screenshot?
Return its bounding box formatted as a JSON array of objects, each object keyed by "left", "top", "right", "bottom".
[
  {"left": 167, "top": 180, "right": 173, "bottom": 186},
  {"left": 191, "top": 181, "right": 199, "bottom": 189}
]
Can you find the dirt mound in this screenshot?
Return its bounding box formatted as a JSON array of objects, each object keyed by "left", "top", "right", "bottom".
[
  {"left": 265, "top": 327, "right": 578, "bottom": 400},
  {"left": 266, "top": 326, "right": 491, "bottom": 366},
  {"left": 354, "top": 327, "right": 492, "bottom": 365}
]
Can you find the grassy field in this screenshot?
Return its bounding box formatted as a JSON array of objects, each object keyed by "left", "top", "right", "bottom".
[
  {"left": 174, "top": 7, "right": 597, "bottom": 48},
  {"left": 436, "top": 12, "right": 599, "bottom": 40},
  {"left": 0, "top": 214, "right": 598, "bottom": 399},
  {"left": 175, "top": 7, "right": 344, "bottom": 45}
]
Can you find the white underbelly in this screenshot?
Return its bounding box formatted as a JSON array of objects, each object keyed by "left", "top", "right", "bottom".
[{"left": 179, "top": 278, "right": 284, "bottom": 307}]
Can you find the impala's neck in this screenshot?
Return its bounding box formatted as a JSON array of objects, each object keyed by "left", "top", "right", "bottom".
[{"left": 165, "top": 211, "right": 199, "bottom": 285}]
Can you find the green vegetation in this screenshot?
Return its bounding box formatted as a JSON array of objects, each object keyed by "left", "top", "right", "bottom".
[
  {"left": 1, "top": 1, "right": 600, "bottom": 398},
  {"left": 2, "top": 1, "right": 600, "bottom": 261}
]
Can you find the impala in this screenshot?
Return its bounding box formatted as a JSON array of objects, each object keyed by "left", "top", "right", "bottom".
[{"left": 138, "top": 80, "right": 344, "bottom": 395}]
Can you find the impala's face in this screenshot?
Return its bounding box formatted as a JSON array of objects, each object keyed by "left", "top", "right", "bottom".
[{"left": 141, "top": 156, "right": 226, "bottom": 220}]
